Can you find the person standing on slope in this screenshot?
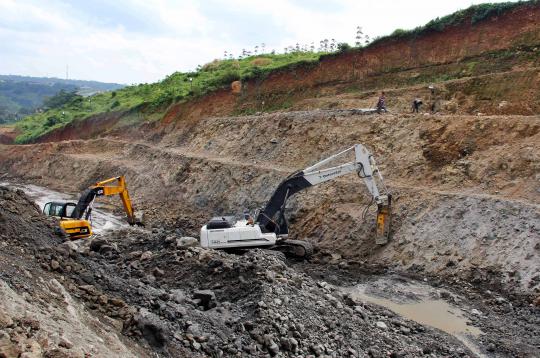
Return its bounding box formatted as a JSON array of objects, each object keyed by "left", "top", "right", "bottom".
[
  {"left": 376, "top": 91, "right": 387, "bottom": 114},
  {"left": 412, "top": 97, "right": 423, "bottom": 113},
  {"left": 429, "top": 85, "right": 437, "bottom": 113}
]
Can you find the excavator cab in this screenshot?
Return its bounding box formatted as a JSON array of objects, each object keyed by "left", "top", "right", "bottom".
[{"left": 43, "top": 201, "right": 92, "bottom": 238}]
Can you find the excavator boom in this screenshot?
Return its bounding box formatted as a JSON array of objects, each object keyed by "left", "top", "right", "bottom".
[
  {"left": 256, "top": 144, "right": 392, "bottom": 243},
  {"left": 201, "top": 144, "right": 392, "bottom": 258},
  {"left": 43, "top": 175, "right": 141, "bottom": 239},
  {"left": 93, "top": 176, "right": 137, "bottom": 225}
]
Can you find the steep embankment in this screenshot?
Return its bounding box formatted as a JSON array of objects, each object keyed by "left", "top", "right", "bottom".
[
  {"left": 0, "top": 186, "right": 149, "bottom": 357},
  {"left": 27, "top": 1, "right": 540, "bottom": 144},
  {"left": 1, "top": 110, "right": 538, "bottom": 298}
]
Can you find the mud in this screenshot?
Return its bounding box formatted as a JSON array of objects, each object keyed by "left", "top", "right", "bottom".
[
  {"left": 297, "top": 265, "right": 540, "bottom": 358},
  {"left": 1, "top": 181, "right": 129, "bottom": 234}
]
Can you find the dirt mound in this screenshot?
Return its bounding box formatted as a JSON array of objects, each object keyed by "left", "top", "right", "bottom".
[
  {"left": 42, "top": 228, "right": 476, "bottom": 357},
  {"left": 0, "top": 126, "right": 16, "bottom": 145},
  {"left": 0, "top": 186, "right": 150, "bottom": 357},
  {"left": 0, "top": 186, "right": 60, "bottom": 247}
]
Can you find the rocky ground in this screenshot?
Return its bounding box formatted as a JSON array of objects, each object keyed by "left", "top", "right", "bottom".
[
  {"left": 2, "top": 12, "right": 539, "bottom": 355},
  {"left": 1, "top": 110, "right": 538, "bottom": 301},
  {"left": 0, "top": 186, "right": 147, "bottom": 357},
  {"left": 1, "top": 186, "right": 539, "bottom": 357}
]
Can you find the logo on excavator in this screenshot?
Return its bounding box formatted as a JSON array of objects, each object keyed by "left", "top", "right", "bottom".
[{"left": 319, "top": 169, "right": 342, "bottom": 180}]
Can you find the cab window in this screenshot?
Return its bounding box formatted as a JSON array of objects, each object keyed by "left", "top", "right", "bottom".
[
  {"left": 43, "top": 203, "right": 65, "bottom": 217},
  {"left": 43, "top": 202, "right": 52, "bottom": 216},
  {"left": 52, "top": 204, "right": 63, "bottom": 216},
  {"left": 65, "top": 203, "right": 76, "bottom": 218}
]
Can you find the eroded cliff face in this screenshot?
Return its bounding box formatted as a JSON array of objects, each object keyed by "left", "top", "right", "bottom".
[
  {"left": 23, "top": 2, "right": 540, "bottom": 144},
  {"left": 241, "top": 4, "right": 539, "bottom": 92},
  {"left": 1, "top": 108, "right": 538, "bottom": 296}
]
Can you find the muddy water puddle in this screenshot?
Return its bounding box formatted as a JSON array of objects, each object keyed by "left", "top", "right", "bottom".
[
  {"left": 1, "top": 182, "right": 128, "bottom": 234},
  {"left": 342, "top": 278, "right": 485, "bottom": 357}
]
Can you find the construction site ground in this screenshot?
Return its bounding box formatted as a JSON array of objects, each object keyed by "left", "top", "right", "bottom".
[
  {"left": 1, "top": 6, "right": 540, "bottom": 355},
  {"left": 0, "top": 181, "right": 538, "bottom": 357},
  {"left": 0, "top": 106, "right": 539, "bottom": 357}
]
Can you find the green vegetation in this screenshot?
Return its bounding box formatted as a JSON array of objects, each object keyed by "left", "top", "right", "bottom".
[
  {"left": 12, "top": 0, "right": 536, "bottom": 143},
  {"left": 0, "top": 81, "right": 77, "bottom": 124},
  {"left": 0, "top": 75, "right": 123, "bottom": 125},
  {"left": 15, "top": 51, "right": 325, "bottom": 143},
  {"left": 370, "top": 1, "right": 535, "bottom": 45},
  {"left": 43, "top": 90, "right": 83, "bottom": 109}
]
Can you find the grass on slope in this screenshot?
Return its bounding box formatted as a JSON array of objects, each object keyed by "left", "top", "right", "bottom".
[
  {"left": 14, "top": 52, "right": 323, "bottom": 143},
  {"left": 370, "top": 1, "right": 534, "bottom": 46},
  {"left": 13, "top": 1, "right": 537, "bottom": 143}
]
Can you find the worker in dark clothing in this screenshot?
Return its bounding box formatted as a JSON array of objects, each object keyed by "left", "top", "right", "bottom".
[
  {"left": 412, "top": 97, "right": 423, "bottom": 113},
  {"left": 429, "top": 85, "right": 437, "bottom": 113},
  {"left": 376, "top": 91, "right": 387, "bottom": 114}
]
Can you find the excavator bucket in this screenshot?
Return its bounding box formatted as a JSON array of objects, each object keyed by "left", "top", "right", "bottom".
[
  {"left": 134, "top": 210, "right": 145, "bottom": 226},
  {"left": 375, "top": 197, "right": 392, "bottom": 245}
]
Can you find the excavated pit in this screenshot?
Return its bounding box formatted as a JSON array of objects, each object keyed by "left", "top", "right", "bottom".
[
  {"left": 1, "top": 111, "right": 538, "bottom": 299},
  {"left": 1, "top": 110, "right": 539, "bottom": 356},
  {"left": 1, "top": 5, "right": 540, "bottom": 355}
]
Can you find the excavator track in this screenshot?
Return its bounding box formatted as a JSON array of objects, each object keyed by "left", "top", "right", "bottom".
[{"left": 274, "top": 239, "right": 313, "bottom": 259}]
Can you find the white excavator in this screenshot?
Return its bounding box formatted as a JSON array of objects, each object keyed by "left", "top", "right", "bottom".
[{"left": 200, "top": 144, "right": 392, "bottom": 258}]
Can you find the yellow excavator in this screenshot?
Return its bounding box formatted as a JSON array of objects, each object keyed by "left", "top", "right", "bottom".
[{"left": 43, "top": 176, "right": 142, "bottom": 239}]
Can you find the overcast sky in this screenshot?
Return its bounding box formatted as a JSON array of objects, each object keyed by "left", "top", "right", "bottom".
[{"left": 0, "top": 0, "right": 519, "bottom": 84}]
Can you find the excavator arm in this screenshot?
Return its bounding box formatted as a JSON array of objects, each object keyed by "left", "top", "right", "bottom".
[
  {"left": 94, "top": 176, "right": 137, "bottom": 225},
  {"left": 256, "top": 144, "right": 392, "bottom": 244},
  {"left": 71, "top": 176, "right": 140, "bottom": 226}
]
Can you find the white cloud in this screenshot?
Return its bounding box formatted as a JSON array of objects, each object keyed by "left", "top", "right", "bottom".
[{"left": 0, "top": 0, "right": 520, "bottom": 83}]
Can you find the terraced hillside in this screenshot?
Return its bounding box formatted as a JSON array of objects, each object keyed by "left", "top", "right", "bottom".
[
  {"left": 4, "top": 1, "right": 539, "bottom": 144},
  {"left": 0, "top": 2, "right": 539, "bottom": 357}
]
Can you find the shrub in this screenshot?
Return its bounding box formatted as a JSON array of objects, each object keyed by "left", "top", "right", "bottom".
[
  {"left": 471, "top": 2, "right": 523, "bottom": 24},
  {"left": 210, "top": 69, "right": 241, "bottom": 87},
  {"left": 45, "top": 116, "right": 59, "bottom": 127},
  {"left": 337, "top": 43, "right": 351, "bottom": 52},
  {"left": 43, "top": 90, "right": 82, "bottom": 109},
  {"left": 390, "top": 29, "right": 408, "bottom": 37},
  {"left": 201, "top": 59, "right": 223, "bottom": 72}
]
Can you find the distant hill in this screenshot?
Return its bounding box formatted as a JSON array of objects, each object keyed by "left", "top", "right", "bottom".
[{"left": 0, "top": 75, "right": 124, "bottom": 124}]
